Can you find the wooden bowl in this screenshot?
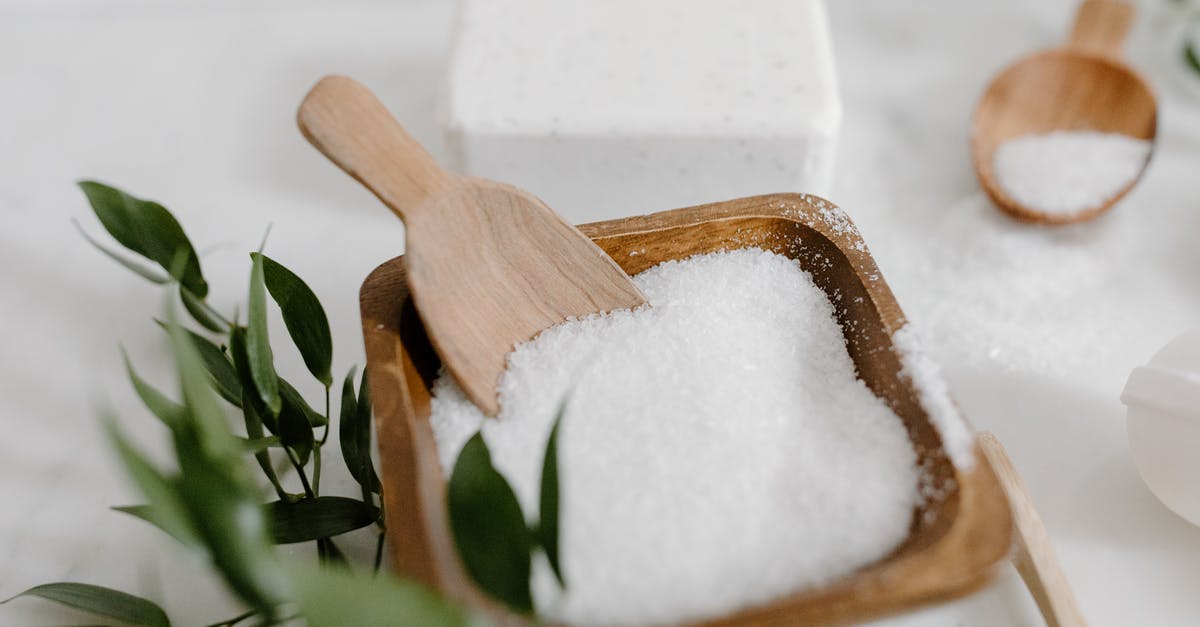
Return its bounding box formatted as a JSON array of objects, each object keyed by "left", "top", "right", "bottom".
[{"left": 360, "top": 193, "right": 1013, "bottom": 625}]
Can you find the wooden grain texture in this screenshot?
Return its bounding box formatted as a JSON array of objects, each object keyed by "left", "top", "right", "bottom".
[
  {"left": 971, "top": 0, "right": 1156, "bottom": 225},
  {"left": 361, "top": 193, "right": 1013, "bottom": 626},
  {"left": 299, "top": 75, "right": 646, "bottom": 416},
  {"left": 979, "top": 433, "right": 1087, "bottom": 627}
]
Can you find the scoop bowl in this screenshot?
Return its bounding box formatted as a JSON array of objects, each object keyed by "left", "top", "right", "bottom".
[{"left": 971, "top": 0, "right": 1157, "bottom": 225}]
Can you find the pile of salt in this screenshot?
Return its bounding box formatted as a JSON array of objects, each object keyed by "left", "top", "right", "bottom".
[
  {"left": 993, "top": 130, "right": 1151, "bottom": 216},
  {"left": 429, "top": 248, "right": 922, "bottom": 625}
]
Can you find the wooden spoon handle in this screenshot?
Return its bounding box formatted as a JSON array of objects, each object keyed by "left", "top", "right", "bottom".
[
  {"left": 1068, "top": 0, "right": 1134, "bottom": 60},
  {"left": 297, "top": 75, "right": 457, "bottom": 221},
  {"left": 979, "top": 432, "right": 1087, "bottom": 627}
]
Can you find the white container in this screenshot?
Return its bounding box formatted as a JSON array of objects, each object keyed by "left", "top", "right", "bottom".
[
  {"left": 1121, "top": 328, "right": 1200, "bottom": 525},
  {"left": 441, "top": 0, "right": 842, "bottom": 223}
]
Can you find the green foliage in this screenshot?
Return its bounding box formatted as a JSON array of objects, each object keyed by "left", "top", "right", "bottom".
[
  {"left": 292, "top": 565, "right": 480, "bottom": 627},
  {"left": 1, "top": 582, "right": 170, "bottom": 627},
  {"left": 340, "top": 367, "right": 381, "bottom": 496},
  {"left": 246, "top": 252, "right": 282, "bottom": 417},
  {"left": 78, "top": 180, "right": 207, "bottom": 296},
  {"left": 448, "top": 433, "right": 534, "bottom": 614},
  {"left": 121, "top": 348, "right": 184, "bottom": 429},
  {"left": 538, "top": 405, "right": 565, "bottom": 587},
  {"left": 68, "top": 180, "right": 550, "bottom": 626},
  {"left": 68, "top": 181, "right": 403, "bottom": 624},
  {"left": 177, "top": 327, "right": 243, "bottom": 407},
  {"left": 261, "top": 253, "right": 334, "bottom": 387},
  {"left": 447, "top": 407, "right": 566, "bottom": 615},
  {"left": 269, "top": 496, "right": 374, "bottom": 544}
]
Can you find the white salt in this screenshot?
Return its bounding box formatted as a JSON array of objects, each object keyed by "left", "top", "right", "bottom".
[
  {"left": 428, "top": 248, "right": 920, "bottom": 626},
  {"left": 892, "top": 324, "right": 974, "bottom": 470},
  {"left": 879, "top": 194, "right": 1137, "bottom": 380},
  {"left": 993, "top": 130, "right": 1150, "bottom": 215}
]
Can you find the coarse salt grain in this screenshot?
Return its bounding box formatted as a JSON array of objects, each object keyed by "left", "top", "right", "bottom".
[
  {"left": 429, "top": 248, "right": 921, "bottom": 625},
  {"left": 993, "top": 130, "right": 1150, "bottom": 215}
]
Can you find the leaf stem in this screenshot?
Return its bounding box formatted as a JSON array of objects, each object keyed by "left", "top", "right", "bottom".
[
  {"left": 312, "top": 385, "right": 332, "bottom": 493},
  {"left": 284, "top": 447, "right": 315, "bottom": 499},
  {"left": 283, "top": 445, "right": 332, "bottom": 564},
  {"left": 206, "top": 608, "right": 258, "bottom": 627},
  {"left": 193, "top": 294, "right": 234, "bottom": 330},
  {"left": 261, "top": 452, "right": 291, "bottom": 502},
  {"left": 312, "top": 445, "right": 323, "bottom": 495},
  {"left": 319, "top": 386, "right": 331, "bottom": 445},
  {"left": 373, "top": 528, "right": 386, "bottom": 574}
]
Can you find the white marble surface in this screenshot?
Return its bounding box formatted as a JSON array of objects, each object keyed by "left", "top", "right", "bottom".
[{"left": 2, "top": 0, "right": 1200, "bottom": 625}]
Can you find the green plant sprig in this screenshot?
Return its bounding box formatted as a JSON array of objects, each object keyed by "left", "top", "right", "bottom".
[{"left": 0, "top": 181, "right": 473, "bottom": 626}]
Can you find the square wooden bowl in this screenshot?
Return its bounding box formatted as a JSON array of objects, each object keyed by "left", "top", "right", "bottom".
[{"left": 360, "top": 193, "right": 1012, "bottom": 626}]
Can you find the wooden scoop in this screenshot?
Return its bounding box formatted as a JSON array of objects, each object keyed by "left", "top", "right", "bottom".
[
  {"left": 979, "top": 432, "right": 1087, "bottom": 627},
  {"left": 298, "top": 76, "right": 646, "bottom": 416},
  {"left": 971, "top": 0, "right": 1157, "bottom": 225}
]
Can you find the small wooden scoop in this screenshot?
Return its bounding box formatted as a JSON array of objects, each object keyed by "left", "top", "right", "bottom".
[
  {"left": 979, "top": 432, "right": 1087, "bottom": 627},
  {"left": 298, "top": 76, "right": 646, "bottom": 415},
  {"left": 971, "top": 0, "right": 1157, "bottom": 225}
]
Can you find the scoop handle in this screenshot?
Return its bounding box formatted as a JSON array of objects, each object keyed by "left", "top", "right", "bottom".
[
  {"left": 1068, "top": 0, "right": 1134, "bottom": 60},
  {"left": 298, "top": 75, "right": 457, "bottom": 221},
  {"left": 979, "top": 432, "right": 1088, "bottom": 627}
]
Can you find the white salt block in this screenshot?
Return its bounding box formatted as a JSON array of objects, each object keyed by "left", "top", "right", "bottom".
[
  {"left": 441, "top": 0, "right": 842, "bottom": 223},
  {"left": 1121, "top": 328, "right": 1200, "bottom": 525}
]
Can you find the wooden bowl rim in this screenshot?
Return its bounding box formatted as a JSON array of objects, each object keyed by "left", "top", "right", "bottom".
[{"left": 360, "top": 192, "right": 1013, "bottom": 626}]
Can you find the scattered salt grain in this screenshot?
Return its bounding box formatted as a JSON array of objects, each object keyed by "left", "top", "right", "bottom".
[
  {"left": 880, "top": 194, "right": 1136, "bottom": 379},
  {"left": 429, "top": 248, "right": 921, "bottom": 625},
  {"left": 993, "top": 130, "right": 1150, "bottom": 215}
]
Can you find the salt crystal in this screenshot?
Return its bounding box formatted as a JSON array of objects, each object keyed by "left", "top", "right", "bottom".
[
  {"left": 993, "top": 130, "right": 1151, "bottom": 215},
  {"left": 429, "top": 248, "right": 920, "bottom": 625}
]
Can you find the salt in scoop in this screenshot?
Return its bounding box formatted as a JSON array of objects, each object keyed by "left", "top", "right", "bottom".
[
  {"left": 971, "top": 0, "right": 1157, "bottom": 225},
  {"left": 298, "top": 76, "right": 646, "bottom": 416}
]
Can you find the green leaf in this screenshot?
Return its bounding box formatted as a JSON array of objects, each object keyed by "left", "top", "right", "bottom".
[
  {"left": 290, "top": 565, "right": 480, "bottom": 627},
  {"left": 174, "top": 449, "right": 289, "bottom": 614},
  {"left": 229, "top": 327, "right": 275, "bottom": 432},
  {"left": 186, "top": 329, "right": 243, "bottom": 407},
  {"left": 322, "top": 538, "right": 348, "bottom": 566},
  {"left": 273, "top": 378, "right": 320, "bottom": 466},
  {"left": 1, "top": 582, "right": 171, "bottom": 627},
  {"left": 1186, "top": 38, "right": 1200, "bottom": 77},
  {"left": 140, "top": 291, "right": 288, "bottom": 614},
  {"left": 447, "top": 432, "right": 533, "bottom": 614},
  {"left": 121, "top": 348, "right": 183, "bottom": 429},
  {"left": 538, "top": 404, "right": 565, "bottom": 588},
  {"left": 246, "top": 253, "right": 281, "bottom": 416},
  {"left": 153, "top": 321, "right": 242, "bottom": 408},
  {"left": 357, "top": 367, "right": 379, "bottom": 493},
  {"left": 280, "top": 377, "right": 327, "bottom": 428},
  {"left": 339, "top": 368, "right": 379, "bottom": 495},
  {"left": 180, "top": 287, "right": 228, "bottom": 334},
  {"left": 241, "top": 388, "right": 287, "bottom": 500},
  {"left": 238, "top": 435, "right": 281, "bottom": 452},
  {"left": 104, "top": 420, "right": 200, "bottom": 550},
  {"left": 165, "top": 289, "right": 239, "bottom": 462},
  {"left": 260, "top": 254, "right": 333, "bottom": 387},
  {"left": 277, "top": 395, "right": 315, "bottom": 467},
  {"left": 74, "top": 219, "right": 171, "bottom": 284},
  {"left": 268, "top": 496, "right": 373, "bottom": 544},
  {"left": 78, "top": 180, "right": 207, "bottom": 296}
]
